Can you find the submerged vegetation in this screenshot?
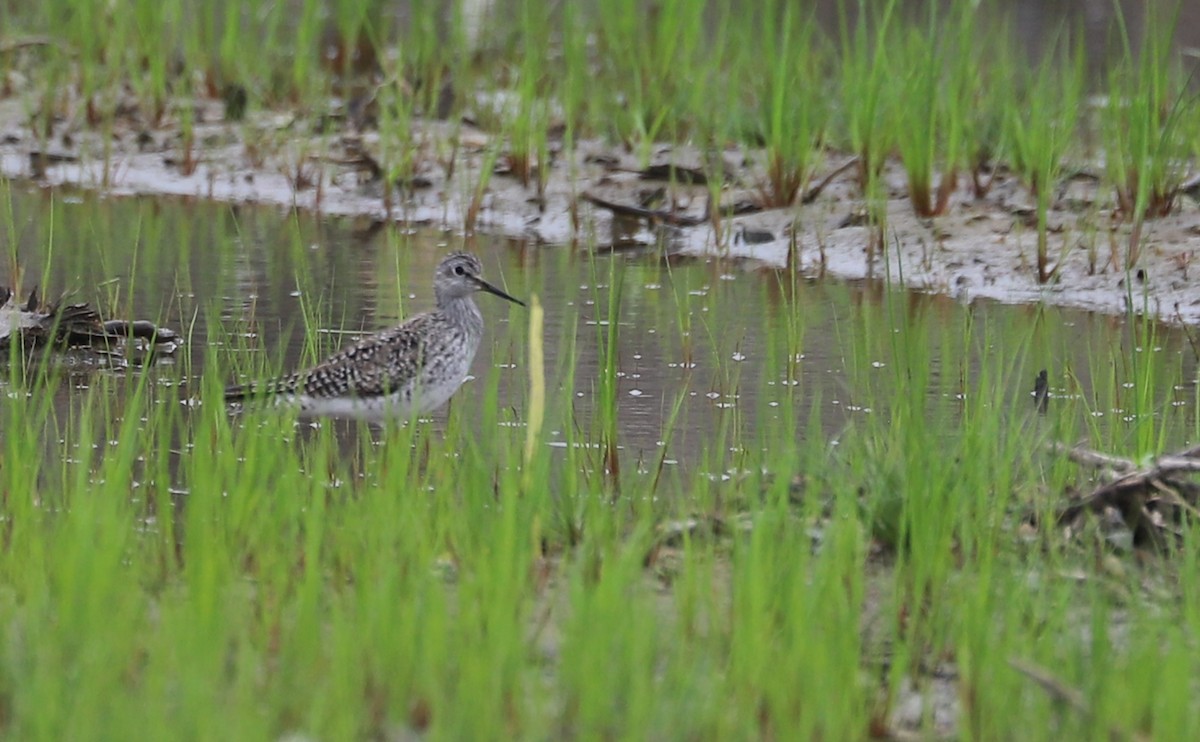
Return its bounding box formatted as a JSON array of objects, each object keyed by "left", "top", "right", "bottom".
[{"left": 0, "top": 0, "right": 1199, "bottom": 738}]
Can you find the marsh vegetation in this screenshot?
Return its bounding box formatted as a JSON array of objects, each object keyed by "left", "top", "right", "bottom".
[{"left": 1, "top": 0, "right": 1200, "bottom": 738}]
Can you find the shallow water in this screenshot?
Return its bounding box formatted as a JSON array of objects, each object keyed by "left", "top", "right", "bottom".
[{"left": 1, "top": 187, "right": 1197, "bottom": 482}]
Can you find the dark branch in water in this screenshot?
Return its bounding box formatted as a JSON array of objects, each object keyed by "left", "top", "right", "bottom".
[
  {"left": 1046, "top": 441, "right": 1200, "bottom": 552},
  {"left": 0, "top": 287, "right": 181, "bottom": 356}
]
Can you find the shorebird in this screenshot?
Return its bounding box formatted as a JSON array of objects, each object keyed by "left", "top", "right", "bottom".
[{"left": 224, "top": 252, "right": 524, "bottom": 421}]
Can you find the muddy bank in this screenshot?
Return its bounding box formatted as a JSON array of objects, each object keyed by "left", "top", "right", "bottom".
[{"left": 0, "top": 95, "right": 1196, "bottom": 323}]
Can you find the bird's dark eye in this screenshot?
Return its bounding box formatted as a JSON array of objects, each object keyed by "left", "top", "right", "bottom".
[{"left": 454, "top": 265, "right": 465, "bottom": 276}]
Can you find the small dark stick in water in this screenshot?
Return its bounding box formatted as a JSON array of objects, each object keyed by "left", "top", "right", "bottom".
[{"left": 1033, "top": 369, "right": 1049, "bottom": 414}]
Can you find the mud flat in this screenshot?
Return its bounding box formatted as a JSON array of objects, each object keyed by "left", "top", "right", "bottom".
[{"left": 0, "top": 95, "right": 1197, "bottom": 323}]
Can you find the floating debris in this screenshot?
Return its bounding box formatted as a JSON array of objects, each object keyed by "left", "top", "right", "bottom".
[{"left": 0, "top": 287, "right": 181, "bottom": 361}]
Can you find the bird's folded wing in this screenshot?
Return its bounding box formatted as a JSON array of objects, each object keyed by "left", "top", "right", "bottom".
[{"left": 298, "top": 324, "right": 425, "bottom": 398}]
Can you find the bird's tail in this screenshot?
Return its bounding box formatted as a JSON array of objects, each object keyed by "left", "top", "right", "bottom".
[{"left": 224, "top": 375, "right": 298, "bottom": 404}]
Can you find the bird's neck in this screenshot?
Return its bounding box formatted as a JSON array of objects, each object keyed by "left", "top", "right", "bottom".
[{"left": 439, "top": 295, "right": 484, "bottom": 334}]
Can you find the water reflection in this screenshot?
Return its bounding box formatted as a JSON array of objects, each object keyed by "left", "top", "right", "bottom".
[{"left": 1, "top": 191, "right": 1197, "bottom": 473}]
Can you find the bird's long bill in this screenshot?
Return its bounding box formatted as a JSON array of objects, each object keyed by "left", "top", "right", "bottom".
[{"left": 475, "top": 277, "right": 526, "bottom": 307}]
